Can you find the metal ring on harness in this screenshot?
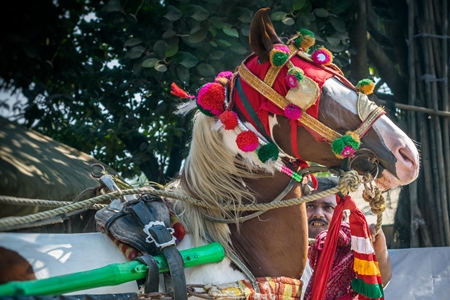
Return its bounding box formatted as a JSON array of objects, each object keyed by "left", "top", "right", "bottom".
[{"left": 346, "top": 148, "right": 380, "bottom": 181}]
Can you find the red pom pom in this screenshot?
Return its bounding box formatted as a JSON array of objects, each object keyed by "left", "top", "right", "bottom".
[
  {"left": 197, "top": 82, "right": 226, "bottom": 116},
  {"left": 219, "top": 111, "right": 238, "bottom": 130},
  {"left": 172, "top": 222, "right": 186, "bottom": 243},
  {"left": 236, "top": 131, "right": 259, "bottom": 152}
]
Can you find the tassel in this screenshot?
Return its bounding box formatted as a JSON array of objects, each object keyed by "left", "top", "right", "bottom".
[{"left": 170, "top": 82, "right": 194, "bottom": 99}]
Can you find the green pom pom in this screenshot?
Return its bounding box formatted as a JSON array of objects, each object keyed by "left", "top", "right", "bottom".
[
  {"left": 331, "top": 134, "right": 361, "bottom": 156},
  {"left": 299, "top": 28, "right": 315, "bottom": 38},
  {"left": 294, "top": 28, "right": 315, "bottom": 50},
  {"left": 272, "top": 52, "right": 289, "bottom": 67},
  {"left": 288, "top": 67, "right": 305, "bottom": 81},
  {"left": 257, "top": 143, "right": 279, "bottom": 163}
]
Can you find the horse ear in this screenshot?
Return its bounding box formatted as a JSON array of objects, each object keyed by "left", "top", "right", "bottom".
[{"left": 249, "top": 8, "right": 283, "bottom": 64}]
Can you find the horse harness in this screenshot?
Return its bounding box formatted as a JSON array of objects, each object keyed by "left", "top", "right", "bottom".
[
  {"left": 232, "top": 43, "right": 386, "bottom": 171},
  {"left": 95, "top": 175, "right": 188, "bottom": 300}
]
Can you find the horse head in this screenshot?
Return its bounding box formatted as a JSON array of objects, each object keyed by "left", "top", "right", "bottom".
[
  {"left": 172, "top": 7, "right": 419, "bottom": 281},
  {"left": 231, "top": 8, "right": 419, "bottom": 191}
]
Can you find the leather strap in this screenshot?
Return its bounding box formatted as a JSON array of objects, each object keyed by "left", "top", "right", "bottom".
[
  {"left": 130, "top": 200, "right": 188, "bottom": 300},
  {"left": 135, "top": 255, "right": 160, "bottom": 293},
  {"left": 235, "top": 78, "right": 273, "bottom": 142}
]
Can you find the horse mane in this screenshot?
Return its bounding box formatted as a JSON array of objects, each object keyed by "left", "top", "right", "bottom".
[{"left": 169, "top": 111, "right": 274, "bottom": 251}]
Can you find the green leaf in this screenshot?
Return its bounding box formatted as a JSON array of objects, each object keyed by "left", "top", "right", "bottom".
[
  {"left": 190, "top": 5, "right": 209, "bottom": 21},
  {"left": 230, "top": 44, "right": 247, "bottom": 55},
  {"left": 282, "top": 17, "right": 295, "bottom": 26},
  {"left": 189, "top": 28, "right": 208, "bottom": 43},
  {"left": 162, "top": 28, "right": 176, "bottom": 39},
  {"left": 178, "top": 51, "right": 199, "bottom": 68},
  {"left": 196, "top": 63, "right": 215, "bottom": 77},
  {"left": 217, "top": 39, "right": 231, "bottom": 47},
  {"left": 209, "top": 26, "right": 217, "bottom": 37},
  {"left": 238, "top": 14, "right": 252, "bottom": 24},
  {"left": 103, "top": 0, "right": 122, "bottom": 12},
  {"left": 153, "top": 40, "right": 168, "bottom": 58},
  {"left": 292, "top": 0, "right": 306, "bottom": 11},
  {"left": 155, "top": 64, "right": 167, "bottom": 72},
  {"left": 209, "top": 16, "right": 224, "bottom": 29},
  {"left": 165, "top": 44, "right": 178, "bottom": 57},
  {"left": 141, "top": 58, "right": 159, "bottom": 68},
  {"left": 223, "top": 28, "right": 239, "bottom": 38},
  {"left": 299, "top": 15, "right": 310, "bottom": 25},
  {"left": 164, "top": 5, "right": 182, "bottom": 21},
  {"left": 125, "top": 45, "right": 145, "bottom": 59},
  {"left": 210, "top": 51, "right": 225, "bottom": 60},
  {"left": 124, "top": 38, "right": 142, "bottom": 47},
  {"left": 176, "top": 66, "right": 190, "bottom": 83},
  {"left": 241, "top": 25, "right": 250, "bottom": 37},
  {"left": 314, "top": 8, "right": 329, "bottom": 18},
  {"left": 330, "top": 16, "right": 346, "bottom": 33},
  {"left": 270, "top": 11, "right": 287, "bottom": 21},
  {"left": 326, "top": 37, "right": 340, "bottom": 47}
]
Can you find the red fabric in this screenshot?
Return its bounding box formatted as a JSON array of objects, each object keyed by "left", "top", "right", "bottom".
[
  {"left": 305, "top": 222, "right": 357, "bottom": 300},
  {"left": 234, "top": 54, "right": 334, "bottom": 142},
  {"left": 308, "top": 196, "right": 347, "bottom": 300}
]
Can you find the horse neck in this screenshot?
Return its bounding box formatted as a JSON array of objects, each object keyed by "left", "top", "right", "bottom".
[{"left": 228, "top": 172, "right": 308, "bottom": 278}]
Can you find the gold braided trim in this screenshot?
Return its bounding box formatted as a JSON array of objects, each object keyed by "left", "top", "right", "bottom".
[
  {"left": 355, "top": 105, "right": 385, "bottom": 137},
  {"left": 238, "top": 63, "right": 342, "bottom": 142},
  {"left": 288, "top": 44, "right": 313, "bottom": 63},
  {"left": 263, "top": 48, "right": 299, "bottom": 87}
]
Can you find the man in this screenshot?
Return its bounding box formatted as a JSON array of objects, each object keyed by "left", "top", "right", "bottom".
[{"left": 301, "top": 177, "right": 392, "bottom": 299}]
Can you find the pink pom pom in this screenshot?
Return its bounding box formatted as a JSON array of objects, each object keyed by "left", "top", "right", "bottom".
[
  {"left": 284, "top": 104, "right": 302, "bottom": 120},
  {"left": 236, "top": 131, "right": 259, "bottom": 152},
  {"left": 311, "top": 48, "right": 333, "bottom": 65},
  {"left": 286, "top": 73, "right": 299, "bottom": 88},
  {"left": 273, "top": 44, "right": 289, "bottom": 53},
  {"left": 341, "top": 145, "right": 355, "bottom": 157},
  {"left": 219, "top": 111, "right": 238, "bottom": 130},
  {"left": 215, "top": 71, "right": 233, "bottom": 81}
]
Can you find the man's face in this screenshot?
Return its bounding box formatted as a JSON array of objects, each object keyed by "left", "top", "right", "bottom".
[{"left": 306, "top": 194, "right": 337, "bottom": 238}]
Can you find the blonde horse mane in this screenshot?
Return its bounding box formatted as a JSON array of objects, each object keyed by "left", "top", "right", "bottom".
[{"left": 169, "top": 111, "right": 273, "bottom": 251}]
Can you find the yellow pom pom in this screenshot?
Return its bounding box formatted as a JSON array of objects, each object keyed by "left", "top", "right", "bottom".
[{"left": 356, "top": 79, "right": 375, "bottom": 95}]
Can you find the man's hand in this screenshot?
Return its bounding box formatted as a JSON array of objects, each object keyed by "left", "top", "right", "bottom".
[{"left": 369, "top": 224, "right": 392, "bottom": 287}]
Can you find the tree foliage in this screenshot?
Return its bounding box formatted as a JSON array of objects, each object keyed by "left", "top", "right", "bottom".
[
  {"left": 0, "top": 0, "right": 351, "bottom": 183},
  {"left": 0, "top": 0, "right": 416, "bottom": 185}
]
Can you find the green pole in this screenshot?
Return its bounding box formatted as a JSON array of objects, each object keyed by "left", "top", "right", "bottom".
[{"left": 0, "top": 242, "right": 224, "bottom": 297}]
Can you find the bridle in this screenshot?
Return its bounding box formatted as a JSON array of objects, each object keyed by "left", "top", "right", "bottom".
[{"left": 233, "top": 43, "right": 386, "bottom": 170}]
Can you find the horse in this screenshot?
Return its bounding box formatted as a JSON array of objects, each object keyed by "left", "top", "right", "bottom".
[{"left": 0, "top": 8, "right": 419, "bottom": 298}]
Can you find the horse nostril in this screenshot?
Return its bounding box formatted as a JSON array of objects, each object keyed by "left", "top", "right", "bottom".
[{"left": 398, "top": 147, "right": 418, "bottom": 168}]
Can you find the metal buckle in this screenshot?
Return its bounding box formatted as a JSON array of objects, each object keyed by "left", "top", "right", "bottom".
[{"left": 143, "top": 221, "right": 176, "bottom": 249}]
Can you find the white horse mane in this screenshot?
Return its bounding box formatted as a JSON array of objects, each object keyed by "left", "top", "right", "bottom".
[{"left": 168, "top": 110, "right": 277, "bottom": 252}]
